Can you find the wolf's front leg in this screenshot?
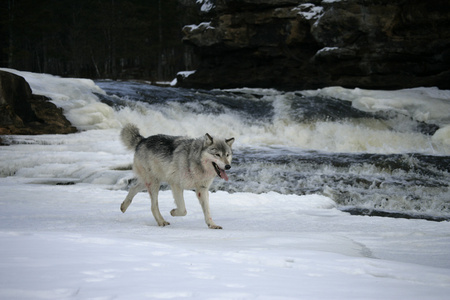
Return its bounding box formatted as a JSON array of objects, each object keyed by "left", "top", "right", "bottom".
[{"left": 196, "top": 188, "right": 222, "bottom": 229}]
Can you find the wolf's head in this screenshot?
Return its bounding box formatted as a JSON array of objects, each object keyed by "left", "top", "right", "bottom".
[{"left": 204, "top": 133, "right": 234, "bottom": 181}]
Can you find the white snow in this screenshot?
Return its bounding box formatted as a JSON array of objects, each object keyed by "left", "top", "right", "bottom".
[
  {"left": 196, "top": 0, "right": 214, "bottom": 13},
  {"left": 170, "top": 70, "right": 196, "bottom": 86},
  {"left": 1, "top": 68, "right": 450, "bottom": 299},
  {"left": 1, "top": 178, "right": 450, "bottom": 299},
  {"left": 316, "top": 47, "right": 339, "bottom": 55},
  {"left": 293, "top": 4, "right": 324, "bottom": 21},
  {"left": 183, "top": 22, "right": 215, "bottom": 32}
]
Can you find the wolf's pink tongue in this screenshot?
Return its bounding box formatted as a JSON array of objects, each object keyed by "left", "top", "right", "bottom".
[{"left": 220, "top": 169, "right": 229, "bottom": 181}]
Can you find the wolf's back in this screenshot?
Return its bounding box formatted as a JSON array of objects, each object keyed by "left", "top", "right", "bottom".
[{"left": 121, "top": 123, "right": 144, "bottom": 150}]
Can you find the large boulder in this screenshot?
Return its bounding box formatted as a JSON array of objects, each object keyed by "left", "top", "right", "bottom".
[
  {"left": 0, "top": 70, "right": 38, "bottom": 130},
  {"left": 0, "top": 71, "right": 77, "bottom": 135},
  {"left": 180, "top": 0, "right": 450, "bottom": 90}
]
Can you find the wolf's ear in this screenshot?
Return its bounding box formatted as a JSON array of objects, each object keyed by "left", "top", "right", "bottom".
[
  {"left": 205, "top": 133, "right": 214, "bottom": 146},
  {"left": 226, "top": 137, "right": 235, "bottom": 147}
]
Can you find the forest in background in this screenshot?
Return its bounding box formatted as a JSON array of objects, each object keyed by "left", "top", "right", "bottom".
[{"left": 0, "top": 0, "right": 201, "bottom": 81}]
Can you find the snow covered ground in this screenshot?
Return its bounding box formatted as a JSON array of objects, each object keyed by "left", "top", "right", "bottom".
[{"left": 1, "top": 178, "right": 450, "bottom": 299}]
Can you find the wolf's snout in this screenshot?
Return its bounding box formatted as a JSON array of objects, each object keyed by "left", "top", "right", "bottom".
[{"left": 225, "top": 165, "right": 231, "bottom": 170}]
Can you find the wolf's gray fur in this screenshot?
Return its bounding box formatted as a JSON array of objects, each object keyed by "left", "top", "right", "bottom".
[
  {"left": 120, "top": 124, "right": 143, "bottom": 150},
  {"left": 120, "top": 123, "right": 234, "bottom": 229}
]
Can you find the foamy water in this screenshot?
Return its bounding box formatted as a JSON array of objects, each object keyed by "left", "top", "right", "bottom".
[{"left": 4, "top": 68, "right": 450, "bottom": 154}]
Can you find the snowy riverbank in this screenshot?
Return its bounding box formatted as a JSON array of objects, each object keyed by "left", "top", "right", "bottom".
[{"left": 1, "top": 178, "right": 450, "bottom": 299}]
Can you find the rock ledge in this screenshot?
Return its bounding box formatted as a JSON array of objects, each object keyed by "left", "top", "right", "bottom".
[
  {"left": 0, "top": 71, "right": 77, "bottom": 135},
  {"left": 180, "top": 0, "right": 450, "bottom": 90}
]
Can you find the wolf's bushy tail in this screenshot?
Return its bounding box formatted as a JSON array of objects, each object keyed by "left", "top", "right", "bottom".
[{"left": 120, "top": 123, "right": 143, "bottom": 150}]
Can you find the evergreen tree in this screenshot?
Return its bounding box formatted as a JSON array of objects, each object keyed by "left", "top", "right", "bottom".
[{"left": 0, "top": 0, "right": 201, "bottom": 80}]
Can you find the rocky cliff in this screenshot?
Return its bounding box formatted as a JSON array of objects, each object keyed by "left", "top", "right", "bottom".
[
  {"left": 0, "top": 71, "right": 77, "bottom": 135},
  {"left": 179, "top": 0, "right": 450, "bottom": 90}
]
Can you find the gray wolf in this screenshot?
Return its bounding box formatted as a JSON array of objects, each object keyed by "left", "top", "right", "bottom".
[{"left": 120, "top": 123, "right": 234, "bottom": 229}]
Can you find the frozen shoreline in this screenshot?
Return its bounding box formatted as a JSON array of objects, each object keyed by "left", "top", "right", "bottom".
[{"left": 1, "top": 178, "right": 450, "bottom": 299}]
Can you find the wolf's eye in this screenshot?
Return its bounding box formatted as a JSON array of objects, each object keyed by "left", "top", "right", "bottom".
[{"left": 215, "top": 153, "right": 221, "bottom": 157}]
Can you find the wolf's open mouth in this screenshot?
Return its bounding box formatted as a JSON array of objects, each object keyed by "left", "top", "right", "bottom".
[{"left": 212, "top": 162, "right": 229, "bottom": 181}]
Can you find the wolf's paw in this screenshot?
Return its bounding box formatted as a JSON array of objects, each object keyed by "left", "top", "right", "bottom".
[
  {"left": 158, "top": 221, "right": 170, "bottom": 227},
  {"left": 120, "top": 201, "right": 130, "bottom": 213},
  {"left": 170, "top": 208, "right": 187, "bottom": 216},
  {"left": 208, "top": 224, "right": 222, "bottom": 229}
]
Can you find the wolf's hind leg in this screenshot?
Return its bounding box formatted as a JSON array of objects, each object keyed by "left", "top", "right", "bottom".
[
  {"left": 121, "top": 181, "right": 145, "bottom": 213},
  {"left": 147, "top": 180, "right": 170, "bottom": 226},
  {"left": 170, "top": 185, "right": 187, "bottom": 216}
]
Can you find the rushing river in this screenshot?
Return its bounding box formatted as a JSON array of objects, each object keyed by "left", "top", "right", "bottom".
[{"left": 94, "top": 80, "right": 450, "bottom": 221}]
